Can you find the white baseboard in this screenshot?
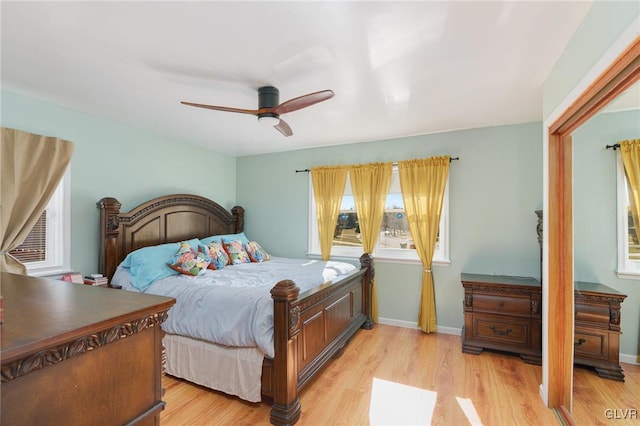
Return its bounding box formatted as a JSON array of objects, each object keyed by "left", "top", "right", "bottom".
[
  {"left": 377, "top": 317, "right": 461, "bottom": 336},
  {"left": 539, "top": 384, "right": 548, "bottom": 406},
  {"left": 620, "top": 353, "right": 639, "bottom": 365},
  {"left": 437, "top": 325, "right": 462, "bottom": 336},
  {"left": 377, "top": 317, "right": 418, "bottom": 329}
]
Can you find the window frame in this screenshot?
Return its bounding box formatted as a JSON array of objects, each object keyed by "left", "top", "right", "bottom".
[
  {"left": 16, "top": 171, "right": 71, "bottom": 276},
  {"left": 308, "top": 166, "right": 450, "bottom": 265},
  {"left": 616, "top": 154, "right": 640, "bottom": 279}
]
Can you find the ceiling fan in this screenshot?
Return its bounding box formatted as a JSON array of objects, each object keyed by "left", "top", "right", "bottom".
[{"left": 181, "top": 86, "right": 334, "bottom": 137}]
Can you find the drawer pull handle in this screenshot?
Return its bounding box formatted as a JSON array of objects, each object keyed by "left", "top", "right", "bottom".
[
  {"left": 497, "top": 301, "right": 505, "bottom": 308},
  {"left": 489, "top": 326, "right": 512, "bottom": 336},
  {"left": 575, "top": 338, "right": 586, "bottom": 346}
]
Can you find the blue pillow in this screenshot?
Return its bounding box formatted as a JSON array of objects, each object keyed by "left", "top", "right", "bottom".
[
  {"left": 122, "top": 238, "right": 201, "bottom": 291},
  {"left": 201, "top": 232, "right": 249, "bottom": 246}
]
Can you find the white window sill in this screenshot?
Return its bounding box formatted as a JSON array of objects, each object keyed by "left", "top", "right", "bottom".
[
  {"left": 616, "top": 269, "right": 640, "bottom": 280},
  {"left": 28, "top": 266, "right": 74, "bottom": 279}
]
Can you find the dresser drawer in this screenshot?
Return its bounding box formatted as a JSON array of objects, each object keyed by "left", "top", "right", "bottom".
[
  {"left": 473, "top": 315, "right": 529, "bottom": 346},
  {"left": 473, "top": 294, "right": 531, "bottom": 316},
  {"left": 575, "top": 302, "right": 610, "bottom": 326},
  {"left": 574, "top": 329, "right": 608, "bottom": 360}
]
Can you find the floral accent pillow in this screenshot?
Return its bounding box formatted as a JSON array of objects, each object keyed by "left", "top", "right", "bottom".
[
  {"left": 223, "top": 239, "right": 252, "bottom": 265},
  {"left": 201, "top": 241, "right": 229, "bottom": 270},
  {"left": 245, "top": 241, "right": 271, "bottom": 263},
  {"left": 167, "top": 242, "right": 210, "bottom": 276}
]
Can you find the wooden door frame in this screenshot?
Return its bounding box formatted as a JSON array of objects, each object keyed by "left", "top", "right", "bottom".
[{"left": 546, "top": 35, "right": 640, "bottom": 412}]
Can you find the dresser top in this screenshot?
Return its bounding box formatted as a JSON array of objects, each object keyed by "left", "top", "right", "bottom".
[
  {"left": 575, "top": 281, "right": 627, "bottom": 298},
  {"left": 461, "top": 273, "right": 540, "bottom": 288},
  {"left": 1, "top": 272, "right": 175, "bottom": 364}
]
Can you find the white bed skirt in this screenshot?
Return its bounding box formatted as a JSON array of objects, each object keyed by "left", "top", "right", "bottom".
[{"left": 163, "top": 333, "right": 265, "bottom": 402}]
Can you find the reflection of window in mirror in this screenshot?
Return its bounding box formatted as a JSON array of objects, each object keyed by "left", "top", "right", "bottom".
[
  {"left": 608, "top": 80, "right": 640, "bottom": 278},
  {"left": 617, "top": 153, "right": 640, "bottom": 276}
]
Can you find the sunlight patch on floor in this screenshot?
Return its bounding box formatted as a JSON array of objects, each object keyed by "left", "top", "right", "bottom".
[
  {"left": 456, "top": 396, "right": 483, "bottom": 425},
  {"left": 369, "top": 378, "right": 437, "bottom": 425}
]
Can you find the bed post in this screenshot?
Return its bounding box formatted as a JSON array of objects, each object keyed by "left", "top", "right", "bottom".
[
  {"left": 360, "top": 253, "right": 375, "bottom": 330},
  {"left": 231, "top": 206, "right": 245, "bottom": 233},
  {"left": 270, "top": 280, "right": 302, "bottom": 426},
  {"left": 97, "top": 197, "right": 122, "bottom": 282}
]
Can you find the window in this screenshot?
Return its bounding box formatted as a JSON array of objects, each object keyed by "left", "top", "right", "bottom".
[
  {"left": 616, "top": 155, "right": 640, "bottom": 278},
  {"left": 309, "top": 166, "right": 450, "bottom": 263},
  {"left": 9, "top": 171, "right": 71, "bottom": 275}
]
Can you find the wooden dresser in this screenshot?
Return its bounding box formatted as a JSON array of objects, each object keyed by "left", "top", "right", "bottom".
[
  {"left": 1, "top": 272, "right": 175, "bottom": 425},
  {"left": 461, "top": 273, "right": 542, "bottom": 365},
  {"left": 574, "top": 281, "right": 627, "bottom": 381}
]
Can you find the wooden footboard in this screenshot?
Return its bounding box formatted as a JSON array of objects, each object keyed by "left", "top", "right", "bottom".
[
  {"left": 264, "top": 253, "right": 374, "bottom": 425},
  {"left": 96, "top": 194, "right": 374, "bottom": 426}
]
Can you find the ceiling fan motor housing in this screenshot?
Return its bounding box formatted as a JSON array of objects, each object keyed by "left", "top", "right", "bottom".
[{"left": 258, "top": 86, "right": 280, "bottom": 119}]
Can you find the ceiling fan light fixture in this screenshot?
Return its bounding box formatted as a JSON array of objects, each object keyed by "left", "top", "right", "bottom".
[{"left": 258, "top": 115, "right": 280, "bottom": 126}]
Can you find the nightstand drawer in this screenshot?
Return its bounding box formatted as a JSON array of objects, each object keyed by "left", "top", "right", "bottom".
[
  {"left": 574, "top": 330, "right": 608, "bottom": 360},
  {"left": 473, "top": 316, "right": 528, "bottom": 346},
  {"left": 473, "top": 294, "right": 530, "bottom": 316}
]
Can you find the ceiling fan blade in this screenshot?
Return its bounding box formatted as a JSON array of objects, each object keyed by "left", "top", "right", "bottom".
[
  {"left": 181, "top": 101, "right": 259, "bottom": 115},
  {"left": 274, "top": 119, "right": 293, "bottom": 137},
  {"left": 273, "top": 90, "right": 335, "bottom": 115}
]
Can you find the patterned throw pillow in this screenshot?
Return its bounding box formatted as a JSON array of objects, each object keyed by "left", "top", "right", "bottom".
[
  {"left": 167, "top": 242, "right": 210, "bottom": 276},
  {"left": 223, "top": 239, "right": 252, "bottom": 265},
  {"left": 201, "top": 241, "right": 229, "bottom": 270},
  {"left": 245, "top": 241, "right": 271, "bottom": 263}
]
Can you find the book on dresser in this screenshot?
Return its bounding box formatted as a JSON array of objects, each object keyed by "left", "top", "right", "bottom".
[{"left": 83, "top": 274, "right": 109, "bottom": 287}]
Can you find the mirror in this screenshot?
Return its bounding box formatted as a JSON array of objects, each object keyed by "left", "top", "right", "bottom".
[
  {"left": 546, "top": 35, "right": 640, "bottom": 419},
  {"left": 571, "top": 79, "right": 639, "bottom": 420}
]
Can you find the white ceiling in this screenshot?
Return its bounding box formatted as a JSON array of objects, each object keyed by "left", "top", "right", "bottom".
[{"left": 1, "top": 1, "right": 593, "bottom": 157}]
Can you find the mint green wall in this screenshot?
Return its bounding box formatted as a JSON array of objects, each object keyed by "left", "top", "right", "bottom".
[
  {"left": 542, "top": 1, "right": 639, "bottom": 118},
  {"left": 237, "top": 122, "right": 543, "bottom": 329},
  {"left": 573, "top": 110, "right": 640, "bottom": 356},
  {"left": 1, "top": 90, "right": 236, "bottom": 276}
]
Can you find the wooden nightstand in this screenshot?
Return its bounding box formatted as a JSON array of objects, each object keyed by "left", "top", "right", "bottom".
[
  {"left": 461, "top": 273, "right": 542, "bottom": 365},
  {"left": 574, "top": 281, "right": 627, "bottom": 381}
]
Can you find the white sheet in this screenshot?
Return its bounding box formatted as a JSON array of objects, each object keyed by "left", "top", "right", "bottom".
[{"left": 112, "top": 257, "right": 358, "bottom": 358}]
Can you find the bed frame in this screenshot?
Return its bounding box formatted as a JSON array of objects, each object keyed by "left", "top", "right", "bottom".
[{"left": 97, "top": 194, "right": 374, "bottom": 425}]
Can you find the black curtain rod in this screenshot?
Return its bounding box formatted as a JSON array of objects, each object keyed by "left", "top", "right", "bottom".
[
  {"left": 295, "top": 157, "right": 460, "bottom": 173},
  {"left": 606, "top": 144, "right": 620, "bottom": 150}
]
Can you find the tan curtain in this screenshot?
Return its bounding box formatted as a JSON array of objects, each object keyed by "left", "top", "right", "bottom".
[
  {"left": 311, "top": 165, "right": 347, "bottom": 260},
  {"left": 620, "top": 139, "right": 640, "bottom": 246},
  {"left": 398, "top": 156, "right": 450, "bottom": 333},
  {"left": 349, "top": 162, "right": 393, "bottom": 322},
  {"left": 1, "top": 127, "right": 74, "bottom": 274}
]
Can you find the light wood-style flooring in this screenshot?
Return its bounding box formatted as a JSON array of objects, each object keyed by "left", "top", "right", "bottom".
[{"left": 161, "top": 324, "right": 639, "bottom": 425}]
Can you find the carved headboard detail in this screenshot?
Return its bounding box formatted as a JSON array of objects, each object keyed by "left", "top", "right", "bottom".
[{"left": 97, "top": 194, "right": 244, "bottom": 281}]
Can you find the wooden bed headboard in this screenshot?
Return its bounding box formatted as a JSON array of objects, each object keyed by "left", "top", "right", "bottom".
[{"left": 97, "top": 194, "right": 244, "bottom": 280}]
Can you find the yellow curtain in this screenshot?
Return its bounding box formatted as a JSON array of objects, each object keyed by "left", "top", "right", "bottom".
[
  {"left": 348, "top": 162, "right": 393, "bottom": 322},
  {"left": 398, "top": 156, "right": 450, "bottom": 333},
  {"left": 310, "top": 165, "right": 347, "bottom": 261},
  {"left": 620, "top": 139, "right": 640, "bottom": 246},
  {"left": 1, "top": 127, "right": 74, "bottom": 274}
]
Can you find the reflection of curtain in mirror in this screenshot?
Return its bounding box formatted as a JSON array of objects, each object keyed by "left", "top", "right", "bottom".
[
  {"left": 619, "top": 139, "right": 640, "bottom": 246},
  {"left": 620, "top": 139, "right": 640, "bottom": 364},
  {"left": 310, "top": 166, "right": 347, "bottom": 261},
  {"left": 349, "top": 162, "right": 392, "bottom": 322},
  {"left": 398, "top": 156, "right": 449, "bottom": 333},
  {"left": 1, "top": 127, "right": 74, "bottom": 273}
]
